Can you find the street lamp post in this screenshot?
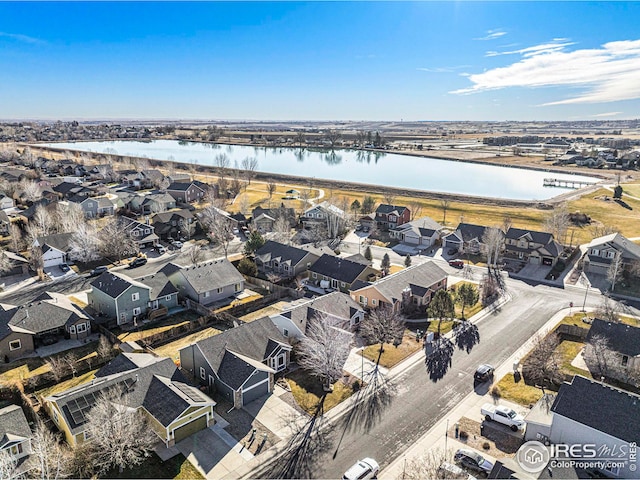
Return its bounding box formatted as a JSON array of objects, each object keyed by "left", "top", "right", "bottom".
[{"left": 581, "top": 273, "right": 590, "bottom": 312}]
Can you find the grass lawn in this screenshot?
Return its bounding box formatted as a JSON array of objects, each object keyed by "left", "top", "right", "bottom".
[
  {"left": 214, "top": 292, "right": 263, "bottom": 314},
  {"left": 152, "top": 327, "right": 222, "bottom": 361},
  {"left": 620, "top": 183, "right": 640, "bottom": 198},
  {"left": 427, "top": 320, "right": 455, "bottom": 335},
  {"left": 238, "top": 300, "right": 291, "bottom": 322},
  {"left": 117, "top": 311, "right": 201, "bottom": 343},
  {"left": 494, "top": 373, "right": 544, "bottom": 406},
  {"left": 37, "top": 369, "right": 98, "bottom": 398},
  {"left": 555, "top": 340, "right": 592, "bottom": 378},
  {"left": 555, "top": 312, "right": 594, "bottom": 330},
  {"left": 103, "top": 453, "right": 203, "bottom": 480},
  {"left": 0, "top": 341, "right": 99, "bottom": 386},
  {"left": 450, "top": 281, "right": 483, "bottom": 320},
  {"left": 360, "top": 333, "right": 423, "bottom": 368},
  {"left": 286, "top": 369, "right": 355, "bottom": 415},
  {"left": 389, "top": 265, "right": 405, "bottom": 274}
]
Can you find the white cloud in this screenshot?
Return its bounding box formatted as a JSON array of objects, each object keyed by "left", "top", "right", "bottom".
[
  {"left": 0, "top": 32, "right": 44, "bottom": 44},
  {"left": 474, "top": 29, "right": 507, "bottom": 41},
  {"left": 485, "top": 40, "right": 575, "bottom": 57},
  {"left": 591, "top": 112, "right": 623, "bottom": 117},
  {"left": 451, "top": 39, "right": 640, "bottom": 105},
  {"left": 417, "top": 65, "right": 470, "bottom": 73}
]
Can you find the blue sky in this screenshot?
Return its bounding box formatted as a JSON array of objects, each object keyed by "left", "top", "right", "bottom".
[{"left": 1, "top": 1, "right": 640, "bottom": 121}]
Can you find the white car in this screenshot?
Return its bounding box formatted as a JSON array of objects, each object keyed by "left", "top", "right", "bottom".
[
  {"left": 481, "top": 403, "right": 526, "bottom": 431},
  {"left": 343, "top": 458, "right": 379, "bottom": 480},
  {"left": 171, "top": 240, "right": 183, "bottom": 249}
]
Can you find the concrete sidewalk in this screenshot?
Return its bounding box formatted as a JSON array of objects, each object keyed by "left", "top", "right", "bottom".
[{"left": 380, "top": 307, "right": 582, "bottom": 479}]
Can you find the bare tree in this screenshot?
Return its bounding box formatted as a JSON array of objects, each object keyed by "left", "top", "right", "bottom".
[
  {"left": 241, "top": 157, "right": 258, "bottom": 185},
  {"left": 404, "top": 448, "right": 455, "bottom": 480},
  {"left": 584, "top": 334, "right": 619, "bottom": 381},
  {"left": 360, "top": 307, "right": 405, "bottom": 367},
  {"left": 439, "top": 199, "right": 451, "bottom": 226},
  {"left": 55, "top": 202, "right": 86, "bottom": 233},
  {"left": 29, "top": 245, "right": 45, "bottom": 280},
  {"left": 82, "top": 387, "right": 158, "bottom": 475},
  {"left": 522, "top": 333, "right": 562, "bottom": 388},
  {"left": 295, "top": 131, "right": 306, "bottom": 147},
  {"left": 47, "top": 355, "right": 68, "bottom": 382},
  {"left": 62, "top": 352, "right": 79, "bottom": 378},
  {"left": 595, "top": 295, "right": 621, "bottom": 323},
  {"left": 296, "top": 314, "right": 353, "bottom": 390},
  {"left": 502, "top": 216, "right": 513, "bottom": 234},
  {"left": 382, "top": 192, "right": 396, "bottom": 206},
  {"left": 30, "top": 420, "right": 69, "bottom": 480},
  {"left": 591, "top": 223, "right": 616, "bottom": 238},
  {"left": 408, "top": 201, "right": 423, "bottom": 221},
  {"left": 272, "top": 215, "right": 293, "bottom": 244},
  {"left": 97, "top": 335, "right": 114, "bottom": 361},
  {"left": 325, "top": 130, "right": 342, "bottom": 148},
  {"left": 200, "top": 206, "right": 234, "bottom": 258},
  {"left": 8, "top": 224, "right": 23, "bottom": 253},
  {"left": 0, "top": 249, "right": 12, "bottom": 275},
  {"left": 185, "top": 243, "right": 204, "bottom": 265},
  {"left": 0, "top": 449, "right": 21, "bottom": 480},
  {"left": 68, "top": 224, "right": 102, "bottom": 264},
  {"left": 606, "top": 251, "right": 623, "bottom": 292},
  {"left": 544, "top": 203, "right": 571, "bottom": 244},
  {"left": 267, "top": 181, "right": 277, "bottom": 206},
  {"left": 481, "top": 227, "right": 504, "bottom": 268},
  {"left": 33, "top": 204, "right": 55, "bottom": 236},
  {"left": 98, "top": 219, "right": 139, "bottom": 262}
]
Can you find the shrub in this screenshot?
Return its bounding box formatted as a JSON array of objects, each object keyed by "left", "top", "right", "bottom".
[
  {"left": 237, "top": 257, "right": 258, "bottom": 276},
  {"left": 482, "top": 442, "right": 491, "bottom": 450},
  {"left": 459, "top": 430, "right": 469, "bottom": 440},
  {"left": 352, "top": 380, "right": 361, "bottom": 392}
]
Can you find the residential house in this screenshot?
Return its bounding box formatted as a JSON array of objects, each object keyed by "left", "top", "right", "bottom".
[
  {"left": 166, "top": 173, "right": 192, "bottom": 184},
  {"left": 0, "top": 194, "right": 14, "bottom": 210},
  {"left": 504, "top": 227, "right": 564, "bottom": 266},
  {"left": 251, "top": 205, "right": 297, "bottom": 233},
  {"left": 443, "top": 223, "right": 493, "bottom": 255},
  {"left": 0, "top": 292, "right": 92, "bottom": 360},
  {"left": 117, "top": 170, "right": 144, "bottom": 188},
  {"left": 0, "top": 210, "right": 10, "bottom": 236},
  {"left": 152, "top": 209, "right": 196, "bottom": 241},
  {"left": 350, "top": 261, "right": 448, "bottom": 312},
  {"left": 69, "top": 196, "right": 115, "bottom": 218},
  {"left": 45, "top": 352, "right": 215, "bottom": 447},
  {"left": 390, "top": 216, "right": 443, "bottom": 252},
  {"left": 0, "top": 251, "right": 30, "bottom": 276},
  {"left": 582, "top": 233, "right": 640, "bottom": 276},
  {"left": 120, "top": 218, "right": 159, "bottom": 248},
  {"left": 269, "top": 292, "right": 365, "bottom": 339},
  {"left": 136, "top": 272, "right": 179, "bottom": 314},
  {"left": 300, "top": 202, "right": 344, "bottom": 229},
  {"left": 527, "top": 375, "right": 640, "bottom": 479},
  {"left": 130, "top": 192, "right": 176, "bottom": 215},
  {"left": 585, "top": 319, "right": 640, "bottom": 384},
  {"left": 52, "top": 181, "right": 93, "bottom": 199},
  {"left": 33, "top": 233, "right": 74, "bottom": 268},
  {"left": 87, "top": 271, "right": 151, "bottom": 326},
  {"left": 254, "top": 241, "right": 320, "bottom": 279},
  {"left": 374, "top": 204, "right": 411, "bottom": 230},
  {"left": 179, "top": 316, "right": 291, "bottom": 408},
  {"left": 0, "top": 404, "right": 32, "bottom": 470},
  {"left": 160, "top": 260, "right": 244, "bottom": 307},
  {"left": 358, "top": 213, "right": 376, "bottom": 230},
  {"left": 140, "top": 169, "right": 166, "bottom": 187},
  {"left": 308, "top": 254, "right": 378, "bottom": 293},
  {"left": 166, "top": 181, "right": 206, "bottom": 204}
]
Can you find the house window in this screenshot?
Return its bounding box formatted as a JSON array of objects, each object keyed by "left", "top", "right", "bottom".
[
  {"left": 358, "top": 295, "right": 367, "bottom": 306},
  {"left": 77, "top": 323, "right": 87, "bottom": 333},
  {"left": 131, "top": 292, "right": 139, "bottom": 301},
  {"left": 165, "top": 295, "right": 172, "bottom": 301},
  {"left": 234, "top": 283, "right": 241, "bottom": 292},
  {"left": 217, "top": 287, "right": 223, "bottom": 294},
  {"left": 372, "top": 299, "right": 377, "bottom": 306},
  {"left": 200, "top": 367, "right": 206, "bottom": 380},
  {"left": 341, "top": 282, "right": 345, "bottom": 288},
  {"left": 132, "top": 230, "right": 139, "bottom": 236},
  {"left": 622, "top": 355, "right": 629, "bottom": 367},
  {"left": 144, "top": 229, "right": 150, "bottom": 234},
  {"left": 70, "top": 326, "right": 76, "bottom": 334},
  {"left": 203, "top": 291, "right": 210, "bottom": 298},
  {"left": 312, "top": 272, "right": 317, "bottom": 279},
  {"left": 133, "top": 307, "right": 141, "bottom": 316},
  {"left": 9, "top": 339, "right": 21, "bottom": 351},
  {"left": 53, "top": 410, "right": 59, "bottom": 424},
  {"left": 283, "top": 328, "right": 289, "bottom": 337},
  {"left": 283, "top": 265, "right": 289, "bottom": 272}
]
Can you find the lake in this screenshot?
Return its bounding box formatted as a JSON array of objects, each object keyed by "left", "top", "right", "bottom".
[{"left": 42, "top": 140, "right": 600, "bottom": 200}]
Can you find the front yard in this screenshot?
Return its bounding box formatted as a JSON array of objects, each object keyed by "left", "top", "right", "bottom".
[
  {"left": 360, "top": 332, "right": 423, "bottom": 368},
  {"left": 285, "top": 369, "right": 357, "bottom": 415},
  {"left": 494, "top": 373, "right": 544, "bottom": 406},
  {"left": 104, "top": 453, "right": 203, "bottom": 480}
]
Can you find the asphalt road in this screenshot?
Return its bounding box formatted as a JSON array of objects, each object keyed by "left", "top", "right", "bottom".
[{"left": 265, "top": 277, "right": 627, "bottom": 479}]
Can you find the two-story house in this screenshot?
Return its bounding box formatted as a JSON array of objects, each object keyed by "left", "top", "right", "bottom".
[
  {"left": 120, "top": 218, "right": 159, "bottom": 248},
  {"left": 160, "top": 260, "right": 244, "bottom": 306},
  {"left": 308, "top": 254, "right": 378, "bottom": 293},
  {"left": 504, "top": 227, "right": 564, "bottom": 266},
  {"left": 152, "top": 209, "right": 196, "bottom": 241},
  {"left": 374, "top": 204, "right": 411, "bottom": 230},
  {"left": 179, "top": 317, "right": 291, "bottom": 409},
  {"left": 130, "top": 192, "right": 176, "bottom": 215},
  {"left": 585, "top": 319, "right": 640, "bottom": 384},
  {"left": 300, "top": 202, "right": 344, "bottom": 229},
  {"left": 70, "top": 196, "right": 115, "bottom": 218},
  {"left": 582, "top": 233, "right": 640, "bottom": 276},
  {"left": 350, "top": 261, "right": 448, "bottom": 312},
  {"left": 443, "top": 222, "right": 493, "bottom": 255},
  {"left": 166, "top": 181, "right": 206, "bottom": 204},
  {"left": 251, "top": 205, "right": 297, "bottom": 233},
  {"left": 254, "top": 241, "right": 320, "bottom": 279},
  {"left": 88, "top": 271, "right": 151, "bottom": 326},
  {"left": 33, "top": 233, "right": 74, "bottom": 268},
  {"left": 0, "top": 404, "right": 32, "bottom": 472}
]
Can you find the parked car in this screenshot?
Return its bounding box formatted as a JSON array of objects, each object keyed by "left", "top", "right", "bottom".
[
  {"left": 89, "top": 266, "right": 109, "bottom": 277},
  {"left": 155, "top": 245, "right": 167, "bottom": 254},
  {"left": 58, "top": 263, "right": 70, "bottom": 273},
  {"left": 438, "top": 462, "right": 478, "bottom": 480},
  {"left": 343, "top": 458, "right": 379, "bottom": 480},
  {"left": 449, "top": 259, "right": 464, "bottom": 268},
  {"left": 454, "top": 449, "right": 494, "bottom": 475},
  {"left": 128, "top": 257, "right": 148, "bottom": 269},
  {"left": 171, "top": 240, "right": 183, "bottom": 249},
  {"left": 474, "top": 364, "right": 494, "bottom": 383},
  {"left": 481, "top": 403, "right": 526, "bottom": 431}
]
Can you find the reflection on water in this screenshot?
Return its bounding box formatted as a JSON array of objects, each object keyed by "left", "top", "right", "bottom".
[{"left": 41, "top": 140, "right": 600, "bottom": 200}]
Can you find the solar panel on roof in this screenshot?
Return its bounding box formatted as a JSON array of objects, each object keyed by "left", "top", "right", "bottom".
[{"left": 173, "top": 382, "right": 208, "bottom": 403}]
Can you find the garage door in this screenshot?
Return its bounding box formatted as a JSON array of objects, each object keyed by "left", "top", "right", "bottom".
[
  {"left": 242, "top": 379, "right": 270, "bottom": 405},
  {"left": 173, "top": 415, "right": 208, "bottom": 444}
]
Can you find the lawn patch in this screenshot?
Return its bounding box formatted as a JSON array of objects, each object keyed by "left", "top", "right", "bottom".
[
  {"left": 360, "top": 333, "right": 423, "bottom": 368},
  {"left": 495, "top": 373, "right": 544, "bottom": 406},
  {"left": 152, "top": 327, "right": 222, "bottom": 361},
  {"left": 555, "top": 340, "right": 591, "bottom": 379},
  {"left": 103, "top": 453, "right": 203, "bottom": 479},
  {"left": 37, "top": 369, "right": 98, "bottom": 398},
  {"left": 285, "top": 369, "right": 355, "bottom": 415}
]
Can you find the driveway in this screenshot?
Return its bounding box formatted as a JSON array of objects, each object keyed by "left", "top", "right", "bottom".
[{"left": 242, "top": 391, "right": 306, "bottom": 440}]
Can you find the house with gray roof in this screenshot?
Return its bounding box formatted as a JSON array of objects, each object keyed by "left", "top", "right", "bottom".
[
  {"left": 119, "top": 217, "right": 159, "bottom": 248},
  {"left": 443, "top": 222, "right": 494, "bottom": 255},
  {"left": 375, "top": 204, "right": 411, "bottom": 230},
  {"left": 252, "top": 205, "right": 297, "bottom": 233},
  {"left": 0, "top": 193, "right": 14, "bottom": 210},
  {"left": 308, "top": 254, "right": 378, "bottom": 293},
  {"left": 135, "top": 272, "right": 179, "bottom": 313},
  {"left": 160, "top": 260, "right": 244, "bottom": 307},
  {"left": 152, "top": 209, "right": 196, "bottom": 240},
  {"left": 582, "top": 233, "right": 640, "bottom": 276},
  {"left": 130, "top": 192, "right": 176, "bottom": 215},
  {"left": 45, "top": 352, "right": 215, "bottom": 447},
  {"left": 504, "top": 227, "right": 564, "bottom": 267},
  {"left": 33, "top": 232, "right": 74, "bottom": 268},
  {"left": 269, "top": 291, "right": 365, "bottom": 339},
  {"left": 0, "top": 250, "right": 29, "bottom": 277},
  {"left": 585, "top": 319, "right": 640, "bottom": 384},
  {"left": 0, "top": 292, "right": 92, "bottom": 361},
  {"left": 70, "top": 195, "right": 115, "bottom": 218},
  {"left": 179, "top": 316, "right": 291, "bottom": 409},
  {"left": 0, "top": 404, "right": 32, "bottom": 471},
  {"left": 88, "top": 271, "right": 151, "bottom": 326},
  {"left": 350, "top": 261, "right": 448, "bottom": 312},
  {"left": 0, "top": 210, "right": 10, "bottom": 236},
  {"left": 390, "top": 216, "right": 443, "bottom": 253},
  {"left": 255, "top": 240, "right": 320, "bottom": 279},
  {"left": 166, "top": 181, "right": 206, "bottom": 204}
]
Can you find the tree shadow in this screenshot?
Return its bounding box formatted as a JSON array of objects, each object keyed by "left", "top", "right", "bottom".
[
  {"left": 425, "top": 338, "right": 454, "bottom": 382},
  {"left": 349, "top": 368, "right": 396, "bottom": 432},
  {"left": 266, "top": 396, "right": 334, "bottom": 479},
  {"left": 455, "top": 321, "right": 480, "bottom": 353}
]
